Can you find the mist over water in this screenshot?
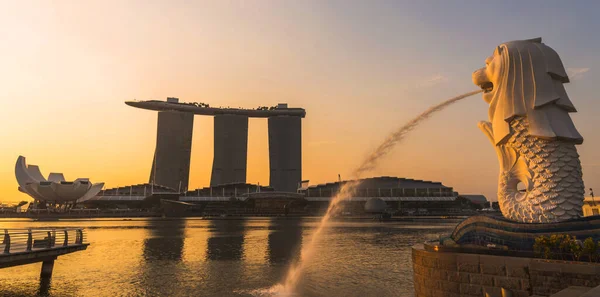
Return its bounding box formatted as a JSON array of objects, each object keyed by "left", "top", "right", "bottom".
[{"left": 261, "top": 90, "right": 483, "bottom": 296}]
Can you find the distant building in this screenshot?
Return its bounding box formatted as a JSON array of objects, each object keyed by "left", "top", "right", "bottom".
[
  {"left": 181, "top": 183, "right": 275, "bottom": 199},
  {"left": 15, "top": 156, "right": 104, "bottom": 210},
  {"left": 300, "top": 176, "right": 456, "bottom": 198},
  {"left": 299, "top": 176, "right": 473, "bottom": 215},
  {"left": 583, "top": 197, "right": 600, "bottom": 216},
  {"left": 149, "top": 110, "right": 194, "bottom": 191},
  {"left": 458, "top": 195, "right": 489, "bottom": 207},
  {"left": 81, "top": 182, "right": 277, "bottom": 210},
  {"left": 82, "top": 183, "right": 178, "bottom": 209},
  {"left": 78, "top": 176, "right": 482, "bottom": 217},
  {"left": 127, "top": 98, "right": 306, "bottom": 192},
  {"left": 179, "top": 183, "right": 306, "bottom": 215}
]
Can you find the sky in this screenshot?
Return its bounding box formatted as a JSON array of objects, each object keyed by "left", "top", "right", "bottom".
[{"left": 1, "top": 0, "right": 599, "bottom": 203}]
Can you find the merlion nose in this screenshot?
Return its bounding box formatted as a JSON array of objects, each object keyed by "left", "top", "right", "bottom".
[{"left": 472, "top": 68, "right": 486, "bottom": 85}]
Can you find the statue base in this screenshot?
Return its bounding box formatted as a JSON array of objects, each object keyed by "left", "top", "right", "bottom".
[
  {"left": 411, "top": 215, "right": 600, "bottom": 296},
  {"left": 441, "top": 214, "right": 600, "bottom": 253},
  {"left": 412, "top": 243, "right": 600, "bottom": 297}
]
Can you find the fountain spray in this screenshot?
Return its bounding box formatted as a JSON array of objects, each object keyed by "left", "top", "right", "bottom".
[{"left": 263, "top": 89, "right": 483, "bottom": 296}]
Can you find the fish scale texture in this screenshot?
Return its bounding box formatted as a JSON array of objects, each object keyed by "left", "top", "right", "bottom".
[{"left": 499, "top": 117, "right": 584, "bottom": 223}]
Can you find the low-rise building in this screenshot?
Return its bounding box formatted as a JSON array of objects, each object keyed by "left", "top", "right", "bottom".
[{"left": 583, "top": 197, "right": 600, "bottom": 216}]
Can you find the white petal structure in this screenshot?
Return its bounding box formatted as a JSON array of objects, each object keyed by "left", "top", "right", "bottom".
[
  {"left": 15, "top": 156, "right": 104, "bottom": 203},
  {"left": 47, "top": 173, "right": 65, "bottom": 182},
  {"left": 76, "top": 183, "right": 105, "bottom": 203},
  {"left": 26, "top": 165, "right": 46, "bottom": 182}
]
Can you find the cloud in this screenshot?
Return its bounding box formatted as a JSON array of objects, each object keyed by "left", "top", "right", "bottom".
[
  {"left": 393, "top": 73, "right": 450, "bottom": 98},
  {"left": 414, "top": 74, "right": 449, "bottom": 88},
  {"left": 567, "top": 67, "right": 590, "bottom": 80}
]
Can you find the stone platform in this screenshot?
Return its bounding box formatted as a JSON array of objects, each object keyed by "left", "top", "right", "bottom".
[{"left": 412, "top": 244, "right": 600, "bottom": 297}]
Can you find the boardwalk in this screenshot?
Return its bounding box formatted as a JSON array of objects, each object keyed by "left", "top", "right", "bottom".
[{"left": 1, "top": 227, "right": 88, "bottom": 277}]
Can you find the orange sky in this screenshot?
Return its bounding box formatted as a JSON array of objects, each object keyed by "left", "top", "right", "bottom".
[{"left": 1, "top": 1, "right": 599, "bottom": 203}]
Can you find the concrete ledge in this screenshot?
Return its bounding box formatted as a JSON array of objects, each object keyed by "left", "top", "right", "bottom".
[
  {"left": 580, "top": 285, "right": 600, "bottom": 297},
  {"left": 412, "top": 244, "right": 600, "bottom": 297},
  {"left": 550, "top": 286, "right": 590, "bottom": 297}
]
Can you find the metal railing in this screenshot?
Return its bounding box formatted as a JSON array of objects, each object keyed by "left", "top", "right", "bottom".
[{"left": 1, "top": 228, "right": 87, "bottom": 254}]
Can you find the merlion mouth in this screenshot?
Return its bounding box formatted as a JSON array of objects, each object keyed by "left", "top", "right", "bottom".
[
  {"left": 472, "top": 67, "right": 493, "bottom": 93},
  {"left": 479, "top": 82, "right": 493, "bottom": 93}
]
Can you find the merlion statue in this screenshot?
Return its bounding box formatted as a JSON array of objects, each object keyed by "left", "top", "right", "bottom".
[{"left": 472, "top": 37, "right": 585, "bottom": 223}]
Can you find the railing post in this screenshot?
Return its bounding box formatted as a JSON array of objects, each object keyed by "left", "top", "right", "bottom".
[
  {"left": 26, "top": 229, "right": 32, "bottom": 251},
  {"left": 63, "top": 230, "right": 68, "bottom": 246},
  {"left": 77, "top": 229, "right": 84, "bottom": 244},
  {"left": 47, "top": 231, "right": 52, "bottom": 248},
  {"left": 3, "top": 230, "right": 10, "bottom": 254}
]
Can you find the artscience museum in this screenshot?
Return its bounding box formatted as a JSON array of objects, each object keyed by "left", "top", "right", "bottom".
[{"left": 15, "top": 156, "right": 105, "bottom": 210}]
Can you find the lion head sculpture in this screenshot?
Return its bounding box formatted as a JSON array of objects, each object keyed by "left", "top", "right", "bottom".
[{"left": 472, "top": 37, "right": 583, "bottom": 145}]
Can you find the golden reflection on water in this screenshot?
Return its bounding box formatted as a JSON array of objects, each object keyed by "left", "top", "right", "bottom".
[
  {"left": 0, "top": 218, "right": 455, "bottom": 297},
  {"left": 243, "top": 220, "right": 270, "bottom": 265},
  {"left": 182, "top": 219, "right": 208, "bottom": 264}
]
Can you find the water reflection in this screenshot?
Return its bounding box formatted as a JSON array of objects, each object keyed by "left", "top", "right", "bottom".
[
  {"left": 37, "top": 276, "right": 51, "bottom": 296},
  {"left": 0, "top": 218, "right": 456, "bottom": 297},
  {"left": 187, "top": 219, "right": 248, "bottom": 296},
  {"left": 138, "top": 219, "right": 187, "bottom": 296},
  {"left": 267, "top": 218, "right": 303, "bottom": 264},
  {"left": 206, "top": 219, "right": 246, "bottom": 261},
  {"left": 143, "top": 219, "right": 186, "bottom": 261}
]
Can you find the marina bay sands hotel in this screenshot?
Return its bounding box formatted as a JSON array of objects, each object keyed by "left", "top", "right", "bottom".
[{"left": 126, "top": 97, "right": 305, "bottom": 193}]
